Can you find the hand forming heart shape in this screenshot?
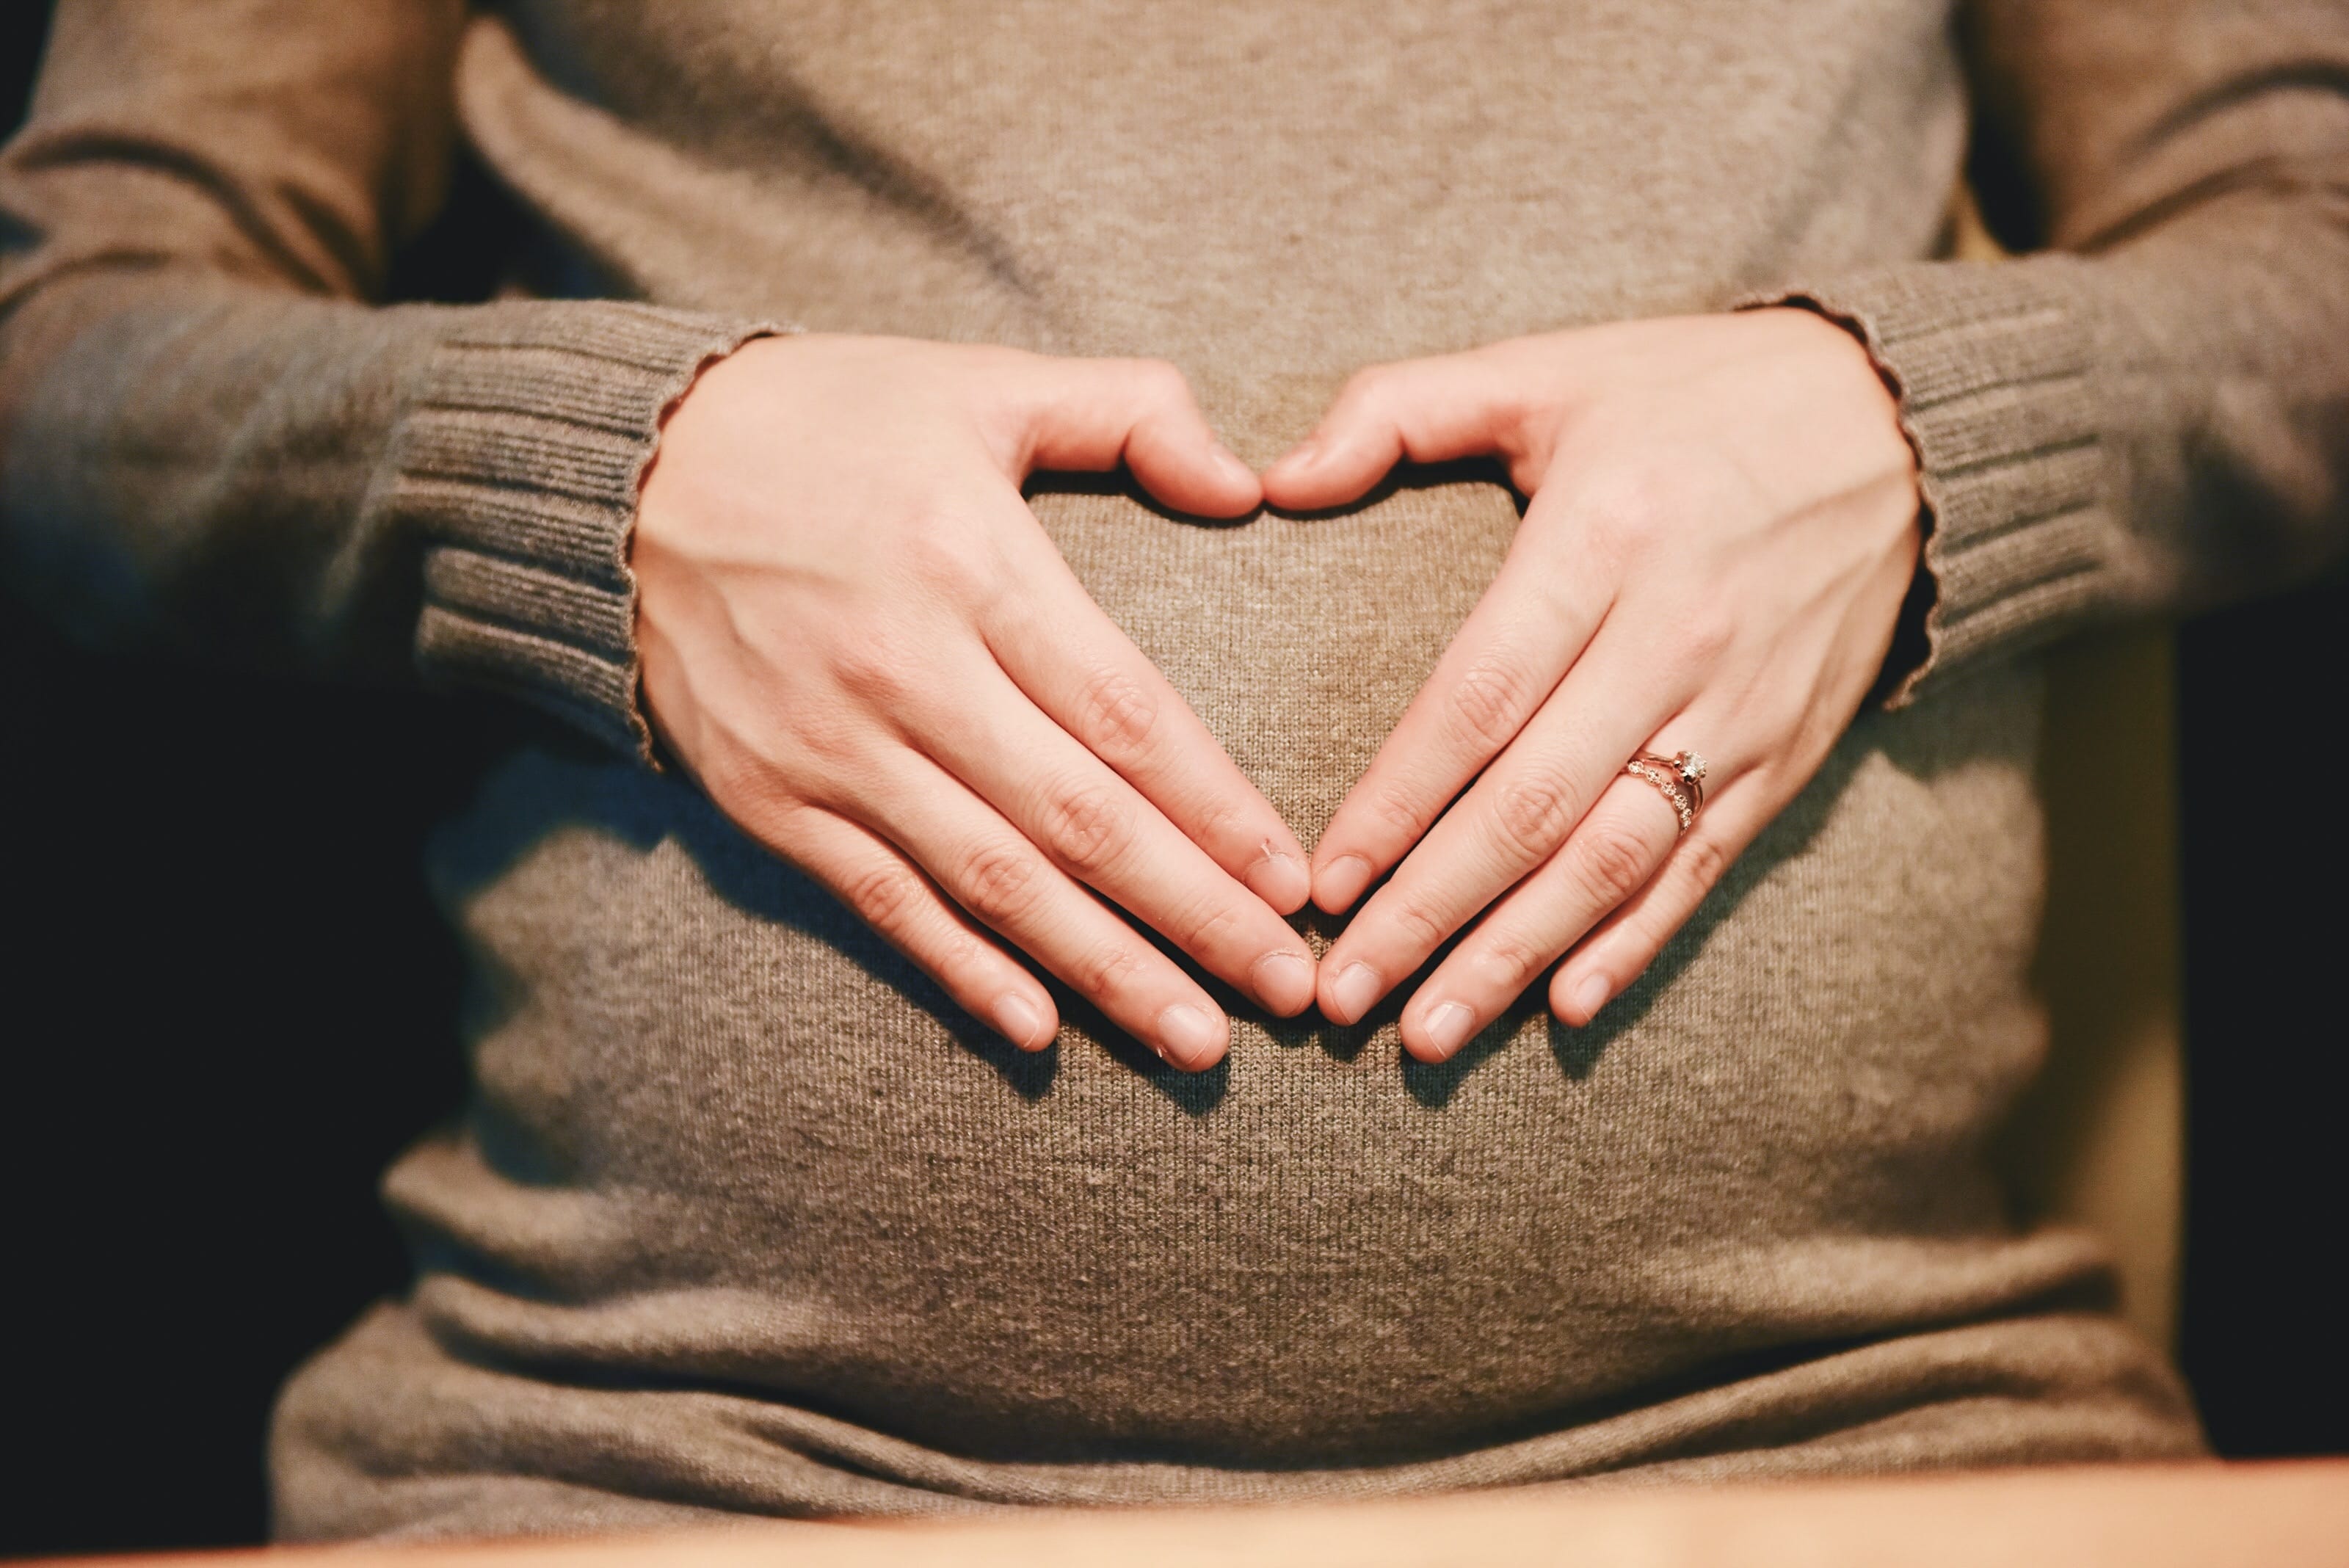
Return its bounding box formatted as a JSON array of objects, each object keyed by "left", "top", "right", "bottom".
[
  {"left": 1263, "top": 308, "right": 1922, "bottom": 1063},
  {"left": 634, "top": 313, "right": 1920, "bottom": 1072}
]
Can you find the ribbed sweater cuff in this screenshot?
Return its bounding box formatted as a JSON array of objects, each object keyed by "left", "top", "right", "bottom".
[
  {"left": 394, "top": 302, "right": 775, "bottom": 761},
  {"left": 1745, "top": 261, "right": 2108, "bottom": 707}
]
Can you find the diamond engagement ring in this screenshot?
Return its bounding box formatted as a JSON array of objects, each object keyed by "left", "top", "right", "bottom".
[{"left": 1625, "top": 749, "right": 1707, "bottom": 835}]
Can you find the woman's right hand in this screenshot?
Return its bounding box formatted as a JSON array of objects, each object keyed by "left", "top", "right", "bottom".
[{"left": 632, "top": 335, "right": 1313, "bottom": 1070}]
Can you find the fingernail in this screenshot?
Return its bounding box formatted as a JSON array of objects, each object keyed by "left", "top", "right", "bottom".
[
  {"left": 1329, "top": 961, "right": 1382, "bottom": 1026},
  {"left": 1246, "top": 848, "right": 1311, "bottom": 912},
  {"left": 992, "top": 992, "right": 1049, "bottom": 1050},
  {"left": 1423, "top": 1001, "right": 1475, "bottom": 1059},
  {"left": 1252, "top": 951, "right": 1315, "bottom": 1015},
  {"left": 1214, "top": 446, "right": 1258, "bottom": 490},
  {"left": 1315, "top": 853, "right": 1375, "bottom": 913},
  {"left": 1156, "top": 1003, "right": 1225, "bottom": 1070},
  {"left": 1569, "top": 972, "right": 1611, "bottom": 1024}
]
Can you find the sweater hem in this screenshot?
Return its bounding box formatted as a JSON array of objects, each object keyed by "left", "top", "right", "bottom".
[
  {"left": 390, "top": 301, "right": 778, "bottom": 762},
  {"left": 1740, "top": 261, "right": 2113, "bottom": 706}
]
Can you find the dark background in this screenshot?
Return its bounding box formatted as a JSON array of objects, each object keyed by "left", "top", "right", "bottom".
[{"left": 2, "top": 7, "right": 2342, "bottom": 1556}]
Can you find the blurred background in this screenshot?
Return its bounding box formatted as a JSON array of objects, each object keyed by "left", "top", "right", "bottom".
[{"left": 2, "top": 5, "right": 2343, "bottom": 1556}]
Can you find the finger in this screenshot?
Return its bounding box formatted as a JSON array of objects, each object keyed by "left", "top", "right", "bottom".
[
  {"left": 907, "top": 661, "right": 1317, "bottom": 1016},
  {"left": 1316, "top": 626, "right": 1687, "bottom": 1027},
  {"left": 854, "top": 749, "right": 1233, "bottom": 1070},
  {"left": 983, "top": 536, "right": 1313, "bottom": 915},
  {"left": 777, "top": 806, "right": 1060, "bottom": 1052},
  {"left": 1309, "top": 503, "right": 1607, "bottom": 914},
  {"left": 1549, "top": 781, "right": 1768, "bottom": 1028},
  {"left": 1395, "top": 772, "right": 1685, "bottom": 1062},
  {"left": 1009, "top": 355, "right": 1261, "bottom": 518},
  {"left": 1260, "top": 351, "right": 1527, "bottom": 510}
]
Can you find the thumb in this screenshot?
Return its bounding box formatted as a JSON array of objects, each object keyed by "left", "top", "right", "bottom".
[
  {"left": 1260, "top": 352, "right": 1526, "bottom": 511},
  {"left": 1010, "top": 355, "right": 1261, "bottom": 518}
]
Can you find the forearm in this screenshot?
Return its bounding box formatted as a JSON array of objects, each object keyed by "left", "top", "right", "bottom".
[
  {"left": 1762, "top": 0, "right": 2349, "bottom": 704},
  {"left": 0, "top": 266, "right": 765, "bottom": 754},
  {"left": 1764, "top": 192, "right": 2348, "bottom": 703},
  {"left": 0, "top": 0, "right": 772, "bottom": 756}
]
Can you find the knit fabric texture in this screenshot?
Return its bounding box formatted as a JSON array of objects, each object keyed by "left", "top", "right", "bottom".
[{"left": 5, "top": 0, "right": 2347, "bottom": 1543}]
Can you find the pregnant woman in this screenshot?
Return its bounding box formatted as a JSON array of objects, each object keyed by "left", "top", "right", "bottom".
[{"left": 3, "top": 0, "right": 2343, "bottom": 1542}]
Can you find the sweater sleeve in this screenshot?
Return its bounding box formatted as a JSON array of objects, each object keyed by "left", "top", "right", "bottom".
[
  {"left": 1753, "top": 0, "right": 2349, "bottom": 706},
  {"left": 0, "top": 1, "right": 770, "bottom": 759}
]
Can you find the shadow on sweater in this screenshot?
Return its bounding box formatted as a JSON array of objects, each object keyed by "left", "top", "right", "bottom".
[
  {"left": 430, "top": 724, "right": 1257, "bottom": 1115},
  {"left": 427, "top": 729, "right": 1064, "bottom": 1103},
  {"left": 431, "top": 645, "right": 1985, "bottom": 1122}
]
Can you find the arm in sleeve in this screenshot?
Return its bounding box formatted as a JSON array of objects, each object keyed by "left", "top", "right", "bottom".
[
  {"left": 1757, "top": 0, "right": 2349, "bottom": 705},
  {"left": 0, "top": 0, "right": 769, "bottom": 757}
]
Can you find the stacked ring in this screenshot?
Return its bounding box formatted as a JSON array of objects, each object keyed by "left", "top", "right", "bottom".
[{"left": 1625, "top": 749, "right": 1707, "bottom": 835}]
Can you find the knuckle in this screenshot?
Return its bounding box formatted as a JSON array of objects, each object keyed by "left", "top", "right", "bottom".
[
  {"left": 1578, "top": 504, "right": 1650, "bottom": 567},
  {"left": 1490, "top": 772, "right": 1574, "bottom": 859},
  {"left": 1072, "top": 666, "right": 1161, "bottom": 758},
  {"left": 783, "top": 696, "right": 861, "bottom": 766},
  {"left": 734, "top": 792, "right": 827, "bottom": 868},
  {"left": 1470, "top": 926, "right": 1546, "bottom": 993},
  {"left": 829, "top": 628, "right": 919, "bottom": 705},
  {"left": 933, "top": 926, "right": 998, "bottom": 986},
  {"left": 1075, "top": 938, "right": 1149, "bottom": 1003},
  {"left": 694, "top": 747, "right": 780, "bottom": 821},
  {"left": 1387, "top": 893, "right": 1451, "bottom": 951},
  {"left": 1674, "top": 598, "right": 1736, "bottom": 667},
  {"left": 1039, "top": 779, "right": 1134, "bottom": 875},
  {"left": 841, "top": 862, "right": 927, "bottom": 936},
  {"left": 1676, "top": 831, "right": 1734, "bottom": 895},
  {"left": 1172, "top": 891, "right": 1244, "bottom": 957},
  {"left": 1341, "top": 362, "right": 1394, "bottom": 403},
  {"left": 899, "top": 520, "right": 996, "bottom": 596},
  {"left": 1578, "top": 468, "right": 1683, "bottom": 559},
  {"left": 1133, "top": 357, "right": 1190, "bottom": 402},
  {"left": 1328, "top": 365, "right": 1395, "bottom": 427},
  {"left": 1572, "top": 819, "right": 1658, "bottom": 906},
  {"left": 1187, "top": 794, "right": 1246, "bottom": 856},
  {"left": 703, "top": 733, "right": 821, "bottom": 820},
  {"left": 955, "top": 840, "right": 1045, "bottom": 926},
  {"left": 1447, "top": 649, "right": 1539, "bottom": 749},
  {"left": 1365, "top": 778, "right": 1428, "bottom": 839}
]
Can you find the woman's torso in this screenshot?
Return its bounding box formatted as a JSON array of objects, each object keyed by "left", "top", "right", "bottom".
[{"left": 273, "top": 0, "right": 2201, "bottom": 1539}]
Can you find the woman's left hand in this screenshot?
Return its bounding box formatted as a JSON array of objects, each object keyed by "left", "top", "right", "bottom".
[{"left": 1260, "top": 308, "right": 1923, "bottom": 1060}]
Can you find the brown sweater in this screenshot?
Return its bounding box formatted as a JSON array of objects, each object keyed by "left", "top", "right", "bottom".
[{"left": 4, "top": 0, "right": 2345, "bottom": 1544}]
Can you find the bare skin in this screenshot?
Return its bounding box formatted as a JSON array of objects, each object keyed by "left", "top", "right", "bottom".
[
  {"left": 633, "top": 335, "right": 1315, "bottom": 1071},
  {"left": 1263, "top": 308, "right": 1923, "bottom": 1061}
]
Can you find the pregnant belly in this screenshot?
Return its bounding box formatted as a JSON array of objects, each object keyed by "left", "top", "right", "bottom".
[{"left": 391, "top": 477, "right": 2059, "bottom": 1467}]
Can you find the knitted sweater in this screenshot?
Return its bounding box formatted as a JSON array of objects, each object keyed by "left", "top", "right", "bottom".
[{"left": 4, "top": 0, "right": 2345, "bottom": 1543}]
